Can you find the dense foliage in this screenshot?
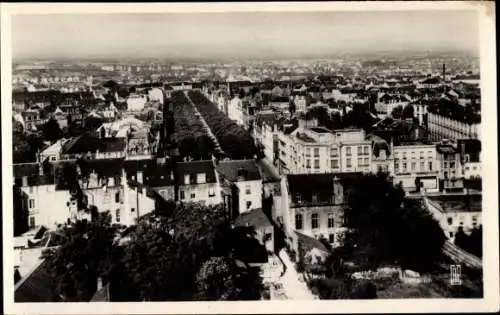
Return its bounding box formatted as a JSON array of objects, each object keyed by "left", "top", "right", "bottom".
[
  {"left": 46, "top": 202, "right": 263, "bottom": 301},
  {"left": 12, "top": 131, "right": 45, "bottom": 163},
  {"left": 187, "top": 90, "right": 257, "bottom": 159},
  {"left": 454, "top": 225, "right": 482, "bottom": 257},
  {"left": 343, "top": 173, "right": 446, "bottom": 272},
  {"left": 46, "top": 212, "right": 119, "bottom": 302},
  {"left": 171, "top": 91, "right": 216, "bottom": 160}
]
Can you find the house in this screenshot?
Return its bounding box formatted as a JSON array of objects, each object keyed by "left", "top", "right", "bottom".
[
  {"left": 427, "top": 111, "right": 480, "bottom": 142},
  {"left": 175, "top": 160, "right": 222, "bottom": 205},
  {"left": 59, "top": 132, "right": 127, "bottom": 161},
  {"left": 436, "top": 141, "right": 465, "bottom": 193},
  {"left": 278, "top": 119, "right": 372, "bottom": 175},
  {"left": 459, "top": 139, "right": 481, "bottom": 180},
  {"left": 228, "top": 96, "right": 245, "bottom": 126},
  {"left": 424, "top": 194, "right": 482, "bottom": 241},
  {"left": 368, "top": 134, "right": 394, "bottom": 174},
  {"left": 79, "top": 158, "right": 156, "bottom": 226},
  {"left": 283, "top": 173, "right": 358, "bottom": 249},
  {"left": 234, "top": 207, "right": 275, "bottom": 254},
  {"left": 13, "top": 162, "right": 80, "bottom": 230},
  {"left": 216, "top": 159, "right": 263, "bottom": 218},
  {"left": 392, "top": 143, "right": 439, "bottom": 192},
  {"left": 126, "top": 94, "right": 147, "bottom": 112}
]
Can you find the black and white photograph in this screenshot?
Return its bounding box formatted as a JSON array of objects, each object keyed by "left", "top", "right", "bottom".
[{"left": 2, "top": 2, "right": 498, "bottom": 314}]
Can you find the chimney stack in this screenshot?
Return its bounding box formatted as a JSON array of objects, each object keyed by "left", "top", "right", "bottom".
[{"left": 442, "top": 64, "right": 446, "bottom": 80}]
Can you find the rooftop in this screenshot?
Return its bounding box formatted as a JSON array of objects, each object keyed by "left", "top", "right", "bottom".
[
  {"left": 175, "top": 160, "right": 217, "bottom": 185},
  {"left": 428, "top": 194, "right": 482, "bottom": 213},
  {"left": 216, "top": 159, "right": 261, "bottom": 182},
  {"left": 233, "top": 208, "right": 272, "bottom": 229}
]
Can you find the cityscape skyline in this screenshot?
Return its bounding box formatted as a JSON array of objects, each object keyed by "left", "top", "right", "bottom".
[{"left": 12, "top": 10, "right": 479, "bottom": 60}]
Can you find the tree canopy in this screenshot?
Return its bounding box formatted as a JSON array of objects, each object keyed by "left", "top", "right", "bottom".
[{"left": 45, "top": 202, "right": 263, "bottom": 301}]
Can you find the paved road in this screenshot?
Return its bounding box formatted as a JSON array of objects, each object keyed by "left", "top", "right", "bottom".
[{"left": 278, "top": 249, "right": 317, "bottom": 300}]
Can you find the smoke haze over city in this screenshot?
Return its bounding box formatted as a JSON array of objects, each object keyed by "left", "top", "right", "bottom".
[{"left": 12, "top": 10, "right": 479, "bottom": 60}]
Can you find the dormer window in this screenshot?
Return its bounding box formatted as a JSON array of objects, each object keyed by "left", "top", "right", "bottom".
[
  {"left": 184, "top": 174, "right": 190, "bottom": 185},
  {"left": 197, "top": 173, "right": 206, "bottom": 184}
]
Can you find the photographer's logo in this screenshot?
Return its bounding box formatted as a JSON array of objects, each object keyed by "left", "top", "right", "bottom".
[{"left": 450, "top": 264, "right": 462, "bottom": 286}]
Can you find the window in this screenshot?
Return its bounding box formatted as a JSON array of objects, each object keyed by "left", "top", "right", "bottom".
[
  {"left": 245, "top": 185, "right": 251, "bottom": 195},
  {"left": 420, "top": 161, "right": 425, "bottom": 170},
  {"left": 328, "top": 233, "right": 335, "bottom": 244},
  {"left": 402, "top": 162, "right": 407, "bottom": 171},
  {"left": 180, "top": 191, "right": 185, "bottom": 200},
  {"left": 131, "top": 208, "right": 135, "bottom": 213},
  {"left": 331, "top": 147, "right": 339, "bottom": 157},
  {"left": 190, "top": 193, "right": 196, "bottom": 199},
  {"left": 306, "top": 159, "right": 311, "bottom": 168},
  {"left": 402, "top": 152, "right": 407, "bottom": 160},
  {"left": 428, "top": 161, "right": 433, "bottom": 171},
  {"left": 331, "top": 159, "right": 339, "bottom": 169},
  {"left": 29, "top": 186, "right": 33, "bottom": 194},
  {"left": 313, "top": 148, "right": 320, "bottom": 157},
  {"left": 246, "top": 201, "right": 252, "bottom": 209},
  {"left": 328, "top": 213, "right": 335, "bottom": 228},
  {"left": 29, "top": 199, "right": 35, "bottom": 209},
  {"left": 184, "top": 174, "right": 190, "bottom": 185},
  {"left": 208, "top": 188, "right": 215, "bottom": 197},
  {"left": 296, "top": 193, "right": 302, "bottom": 204},
  {"left": 50, "top": 156, "right": 56, "bottom": 161},
  {"left": 357, "top": 157, "right": 363, "bottom": 166},
  {"left": 443, "top": 162, "right": 448, "bottom": 169},
  {"left": 29, "top": 217, "right": 35, "bottom": 228},
  {"left": 447, "top": 217, "right": 453, "bottom": 225},
  {"left": 314, "top": 159, "right": 320, "bottom": 169},
  {"left": 295, "top": 214, "right": 303, "bottom": 230},
  {"left": 411, "top": 162, "right": 416, "bottom": 171},
  {"left": 197, "top": 173, "right": 206, "bottom": 184},
  {"left": 346, "top": 147, "right": 351, "bottom": 156},
  {"left": 115, "top": 209, "right": 120, "bottom": 223},
  {"left": 450, "top": 162, "right": 455, "bottom": 169},
  {"left": 428, "top": 150, "right": 433, "bottom": 156},
  {"left": 346, "top": 158, "right": 352, "bottom": 168},
  {"left": 420, "top": 151, "right": 425, "bottom": 159},
  {"left": 364, "top": 158, "right": 369, "bottom": 166},
  {"left": 305, "top": 148, "right": 311, "bottom": 157},
  {"left": 449, "top": 232, "right": 454, "bottom": 238},
  {"left": 115, "top": 192, "right": 120, "bottom": 203},
  {"left": 411, "top": 151, "right": 416, "bottom": 159},
  {"left": 311, "top": 213, "right": 319, "bottom": 229},
  {"left": 363, "top": 146, "right": 370, "bottom": 155},
  {"left": 357, "top": 146, "right": 362, "bottom": 155}
]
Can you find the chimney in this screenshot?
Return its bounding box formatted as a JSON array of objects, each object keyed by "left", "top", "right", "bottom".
[
  {"left": 38, "top": 162, "right": 44, "bottom": 176},
  {"left": 22, "top": 176, "right": 28, "bottom": 187},
  {"left": 442, "top": 64, "right": 446, "bottom": 80},
  {"left": 237, "top": 168, "right": 247, "bottom": 181}
]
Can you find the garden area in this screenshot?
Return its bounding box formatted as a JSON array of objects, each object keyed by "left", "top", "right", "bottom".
[{"left": 187, "top": 90, "right": 258, "bottom": 160}]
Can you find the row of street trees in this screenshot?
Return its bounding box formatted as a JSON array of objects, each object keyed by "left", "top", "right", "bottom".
[
  {"left": 187, "top": 91, "right": 258, "bottom": 160},
  {"left": 171, "top": 91, "right": 216, "bottom": 160},
  {"left": 44, "top": 202, "right": 263, "bottom": 301}
]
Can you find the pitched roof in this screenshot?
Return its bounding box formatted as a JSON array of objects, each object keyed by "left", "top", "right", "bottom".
[
  {"left": 295, "top": 231, "right": 330, "bottom": 254},
  {"left": 13, "top": 163, "right": 40, "bottom": 179},
  {"left": 216, "top": 160, "right": 261, "bottom": 182},
  {"left": 287, "top": 172, "right": 360, "bottom": 205},
  {"left": 14, "top": 259, "right": 58, "bottom": 302},
  {"left": 233, "top": 208, "right": 272, "bottom": 229},
  {"left": 61, "top": 133, "right": 126, "bottom": 155},
  {"left": 175, "top": 160, "right": 217, "bottom": 185}
]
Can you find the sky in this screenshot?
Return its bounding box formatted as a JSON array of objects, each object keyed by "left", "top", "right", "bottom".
[{"left": 12, "top": 10, "right": 479, "bottom": 60}]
